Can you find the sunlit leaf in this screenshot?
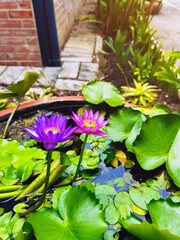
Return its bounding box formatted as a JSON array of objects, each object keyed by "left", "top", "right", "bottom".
[
  {"left": 27, "top": 187, "right": 108, "bottom": 240},
  {"left": 82, "top": 80, "right": 125, "bottom": 107},
  {"left": 8, "top": 72, "right": 40, "bottom": 97},
  {"left": 133, "top": 114, "right": 180, "bottom": 187}
]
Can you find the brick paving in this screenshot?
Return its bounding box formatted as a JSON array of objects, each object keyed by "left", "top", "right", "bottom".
[{"left": 0, "top": 0, "right": 102, "bottom": 92}]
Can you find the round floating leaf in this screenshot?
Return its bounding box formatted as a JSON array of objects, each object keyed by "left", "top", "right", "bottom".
[
  {"left": 16, "top": 161, "right": 33, "bottom": 182},
  {"left": 104, "top": 230, "right": 116, "bottom": 240},
  {"left": 105, "top": 203, "right": 120, "bottom": 224},
  {"left": 129, "top": 187, "right": 147, "bottom": 211},
  {"left": 148, "top": 199, "right": 180, "bottom": 237},
  {"left": 27, "top": 187, "right": 108, "bottom": 240},
  {"left": 13, "top": 203, "right": 28, "bottom": 213},
  {"left": 82, "top": 80, "right": 125, "bottom": 107},
  {"left": 95, "top": 184, "right": 117, "bottom": 196},
  {"left": 122, "top": 214, "right": 180, "bottom": 240},
  {"left": 106, "top": 108, "right": 146, "bottom": 152},
  {"left": 133, "top": 114, "right": 180, "bottom": 187}
]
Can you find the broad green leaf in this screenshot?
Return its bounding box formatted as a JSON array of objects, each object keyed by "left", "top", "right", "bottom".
[
  {"left": 0, "top": 228, "right": 9, "bottom": 240},
  {"left": 5, "top": 166, "right": 16, "bottom": 180},
  {"left": 129, "top": 187, "right": 147, "bottom": 210},
  {"left": 0, "top": 92, "right": 17, "bottom": 99},
  {"left": 105, "top": 203, "right": 120, "bottom": 224},
  {"left": 123, "top": 215, "right": 180, "bottom": 240},
  {"left": 148, "top": 199, "right": 180, "bottom": 236},
  {"left": 0, "top": 212, "right": 12, "bottom": 228},
  {"left": 16, "top": 161, "right": 33, "bottom": 182},
  {"left": 82, "top": 80, "right": 125, "bottom": 107},
  {"left": 12, "top": 219, "right": 25, "bottom": 240},
  {"left": 95, "top": 184, "right": 117, "bottom": 196},
  {"left": 140, "top": 184, "right": 160, "bottom": 204},
  {"left": 106, "top": 108, "right": 146, "bottom": 152},
  {"left": 8, "top": 72, "right": 40, "bottom": 97},
  {"left": 52, "top": 185, "right": 72, "bottom": 211},
  {"left": 114, "top": 191, "right": 133, "bottom": 209},
  {"left": 133, "top": 114, "right": 180, "bottom": 186},
  {"left": 27, "top": 187, "right": 108, "bottom": 240}
]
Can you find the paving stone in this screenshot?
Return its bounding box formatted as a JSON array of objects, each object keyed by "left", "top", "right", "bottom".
[
  {"left": 0, "top": 66, "right": 7, "bottom": 76},
  {"left": 61, "top": 57, "right": 92, "bottom": 63},
  {"left": 61, "top": 52, "right": 92, "bottom": 59},
  {"left": 78, "top": 62, "right": 98, "bottom": 81},
  {"left": 0, "top": 66, "right": 25, "bottom": 85},
  {"left": 55, "top": 79, "right": 88, "bottom": 91},
  {"left": 63, "top": 47, "right": 92, "bottom": 55},
  {"left": 58, "top": 62, "right": 80, "bottom": 79}
]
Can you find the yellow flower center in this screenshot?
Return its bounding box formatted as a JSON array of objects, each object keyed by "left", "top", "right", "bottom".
[
  {"left": 83, "top": 119, "right": 97, "bottom": 130},
  {"left": 44, "top": 127, "right": 61, "bottom": 135}
]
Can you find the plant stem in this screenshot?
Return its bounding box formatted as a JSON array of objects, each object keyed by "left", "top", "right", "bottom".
[
  {"left": 3, "top": 96, "right": 23, "bottom": 138},
  {"left": 71, "top": 134, "right": 88, "bottom": 182},
  {"left": 20, "top": 149, "right": 53, "bottom": 217}
]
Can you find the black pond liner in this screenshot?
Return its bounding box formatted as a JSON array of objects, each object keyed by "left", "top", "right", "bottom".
[{"left": 0, "top": 99, "right": 173, "bottom": 240}]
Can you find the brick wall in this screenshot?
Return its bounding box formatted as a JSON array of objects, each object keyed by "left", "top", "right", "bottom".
[
  {"left": 54, "top": 0, "right": 86, "bottom": 50},
  {"left": 0, "top": 0, "right": 41, "bottom": 66},
  {"left": 0, "top": 0, "right": 85, "bottom": 67}
]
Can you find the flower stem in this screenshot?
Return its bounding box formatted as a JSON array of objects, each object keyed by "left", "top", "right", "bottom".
[
  {"left": 71, "top": 134, "right": 88, "bottom": 182},
  {"left": 3, "top": 96, "right": 23, "bottom": 139},
  {"left": 20, "top": 148, "right": 53, "bottom": 217}
]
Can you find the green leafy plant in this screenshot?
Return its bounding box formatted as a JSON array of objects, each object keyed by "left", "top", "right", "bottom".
[
  {"left": 121, "top": 80, "right": 159, "bottom": 106},
  {"left": 0, "top": 72, "right": 40, "bottom": 138},
  {"left": 105, "top": 30, "right": 133, "bottom": 68},
  {"left": 24, "top": 87, "right": 57, "bottom": 102}
]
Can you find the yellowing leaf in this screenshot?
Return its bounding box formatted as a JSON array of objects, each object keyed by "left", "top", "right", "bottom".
[
  {"left": 133, "top": 204, "right": 147, "bottom": 215},
  {"left": 116, "top": 150, "right": 127, "bottom": 165}
]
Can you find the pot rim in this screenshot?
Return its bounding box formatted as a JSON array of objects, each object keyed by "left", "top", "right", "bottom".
[{"left": 0, "top": 96, "right": 85, "bottom": 121}]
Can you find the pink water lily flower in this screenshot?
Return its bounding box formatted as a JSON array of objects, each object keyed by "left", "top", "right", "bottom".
[
  {"left": 25, "top": 113, "right": 77, "bottom": 149},
  {"left": 71, "top": 108, "right": 111, "bottom": 136}
]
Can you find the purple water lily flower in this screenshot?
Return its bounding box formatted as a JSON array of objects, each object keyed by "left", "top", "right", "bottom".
[
  {"left": 25, "top": 113, "right": 77, "bottom": 149},
  {"left": 71, "top": 108, "right": 111, "bottom": 136}
]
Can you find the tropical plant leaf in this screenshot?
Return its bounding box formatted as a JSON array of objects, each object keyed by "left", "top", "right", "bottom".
[
  {"left": 133, "top": 114, "right": 180, "bottom": 187},
  {"left": 82, "top": 80, "right": 125, "bottom": 107},
  {"left": 148, "top": 199, "right": 180, "bottom": 236},
  {"left": 8, "top": 72, "right": 40, "bottom": 97},
  {"left": 27, "top": 187, "right": 108, "bottom": 240},
  {"left": 0, "top": 92, "right": 17, "bottom": 99},
  {"left": 106, "top": 107, "right": 146, "bottom": 152},
  {"left": 122, "top": 214, "right": 180, "bottom": 240}
]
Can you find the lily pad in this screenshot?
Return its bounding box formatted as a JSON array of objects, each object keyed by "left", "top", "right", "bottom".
[
  {"left": 106, "top": 108, "right": 146, "bottom": 152},
  {"left": 133, "top": 114, "right": 180, "bottom": 187},
  {"left": 27, "top": 187, "right": 108, "bottom": 240},
  {"left": 82, "top": 80, "right": 125, "bottom": 107}
]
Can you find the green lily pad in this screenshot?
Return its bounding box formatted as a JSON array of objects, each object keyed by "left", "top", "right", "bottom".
[
  {"left": 27, "top": 187, "right": 108, "bottom": 240},
  {"left": 82, "top": 80, "right": 125, "bottom": 107},
  {"left": 133, "top": 114, "right": 180, "bottom": 187},
  {"left": 106, "top": 108, "right": 146, "bottom": 152}
]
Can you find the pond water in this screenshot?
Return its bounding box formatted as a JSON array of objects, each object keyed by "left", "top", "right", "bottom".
[{"left": 0, "top": 101, "right": 177, "bottom": 240}]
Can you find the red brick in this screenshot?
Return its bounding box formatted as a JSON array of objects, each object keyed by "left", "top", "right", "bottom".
[
  {"left": 20, "top": 61, "right": 42, "bottom": 67},
  {"left": 13, "top": 29, "right": 37, "bottom": 37},
  {"left": 0, "top": 54, "right": 5, "bottom": 60},
  {"left": 6, "top": 53, "right": 28, "bottom": 61},
  {"left": 0, "top": 46, "right": 15, "bottom": 53},
  {"left": 22, "top": 19, "right": 35, "bottom": 28},
  {"left": 18, "top": 1, "right": 31, "bottom": 9},
  {"left": 1, "top": 38, "right": 25, "bottom": 45},
  {"left": 0, "top": 29, "right": 12, "bottom": 36},
  {"left": 26, "top": 38, "right": 38, "bottom": 45},
  {"left": 0, "top": 2, "right": 17, "bottom": 9},
  {"left": 16, "top": 45, "right": 39, "bottom": 53},
  {"left": 28, "top": 53, "right": 41, "bottom": 61},
  {"left": 0, "top": 20, "right": 21, "bottom": 28},
  {"left": 0, "top": 11, "right": 8, "bottom": 19},
  {"left": 8, "top": 10, "right": 33, "bottom": 19},
  {"left": 0, "top": 61, "right": 18, "bottom": 66}
]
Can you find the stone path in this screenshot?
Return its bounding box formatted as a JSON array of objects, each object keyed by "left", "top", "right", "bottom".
[
  {"left": 150, "top": 0, "right": 180, "bottom": 53},
  {"left": 0, "top": 0, "right": 102, "bottom": 92}
]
